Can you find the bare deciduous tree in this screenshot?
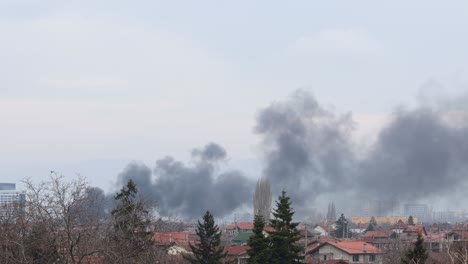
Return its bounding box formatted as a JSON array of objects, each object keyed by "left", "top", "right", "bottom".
[
  {"left": 23, "top": 173, "right": 106, "bottom": 264},
  {"left": 253, "top": 177, "right": 272, "bottom": 222}
]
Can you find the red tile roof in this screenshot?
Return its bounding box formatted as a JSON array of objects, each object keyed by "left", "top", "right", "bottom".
[
  {"left": 237, "top": 222, "right": 254, "bottom": 230},
  {"left": 224, "top": 224, "right": 237, "bottom": 230},
  {"left": 393, "top": 219, "right": 408, "bottom": 229},
  {"left": 323, "top": 240, "right": 384, "bottom": 255},
  {"left": 404, "top": 226, "right": 427, "bottom": 236},
  {"left": 224, "top": 245, "right": 250, "bottom": 256},
  {"left": 152, "top": 231, "right": 189, "bottom": 245},
  {"left": 363, "top": 231, "right": 395, "bottom": 238}
]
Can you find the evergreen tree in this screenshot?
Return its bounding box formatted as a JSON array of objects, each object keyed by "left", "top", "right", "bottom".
[
  {"left": 110, "top": 179, "right": 154, "bottom": 262},
  {"left": 401, "top": 233, "right": 428, "bottom": 264},
  {"left": 408, "top": 215, "right": 415, "bottom": 226},
  {"left": 185, "top": 210, "right": 226, "bottom": 264},
  {"left": 268, "top": 191, "right": 304, "bottom": 264},
  {"left": 335, "top": 213, "right": 351, "bottom": 238},
  {"left": 366, "top": 216, "right": 377, "bottom": 232},
  {"left": 247, "top": 215, "right": 270, "bottom": 264}
]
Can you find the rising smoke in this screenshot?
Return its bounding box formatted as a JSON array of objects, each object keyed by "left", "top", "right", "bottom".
[
  {"left": 256, "top": 90, "right": 468, "bottom": 215},
  {"left": 115, "top": 143, "right": 254, "bottom": 219},
  {"left": 255, "top": 90, "right": 356, "bottom": 209},
  {"left": 104, "top": 89, "right": 468, "bottom": 219}
]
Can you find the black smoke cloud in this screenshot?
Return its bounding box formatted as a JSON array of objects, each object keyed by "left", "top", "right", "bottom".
[
  {"left": 99, "top": 89, "right": 468, "bottom": 219},
  {"left": 256, "top": 90, "right": 468, "bottom": 213},
  {"left": 116, "top": 143, "right": 254, "bottom": 219},
  {"left": 359, "top": 108, "right": 468, "bottom": 200},
  {"left": 255, "top": 90, "right": 355, "bottom": 207}
]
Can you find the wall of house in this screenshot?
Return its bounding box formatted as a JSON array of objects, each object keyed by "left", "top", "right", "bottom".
[{"left": 312, "top": 244, "right": 383, "bottom": 264}]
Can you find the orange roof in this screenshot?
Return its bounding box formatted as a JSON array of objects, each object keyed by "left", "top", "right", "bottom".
[
  {"left": 152, "top": 232, "right": 189, "bottom": 245},
  {"left": 224, "top": 224, "right": 237, "bottom": 230},
  {"left": 323, "top": 240, "right": 384, "bottom": 255},
  {"left": 393, "top": 219, "right": 408, "bottom": 229},
  {"left": 363, "top": 231, "right": 395, "bottom": 238},
  {"left": 224, "top": 245, "right": 250, "bottom": 256},
  {"left": 237, "top": 222, "right": 254, "bottom": 230},
  {"left": 404, "top": 226, "right": 427, "bottom": 236}
]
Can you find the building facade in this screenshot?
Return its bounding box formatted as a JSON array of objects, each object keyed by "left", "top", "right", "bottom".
[{"left": 0, "top": 183, "right": 25, "bottom": 212}]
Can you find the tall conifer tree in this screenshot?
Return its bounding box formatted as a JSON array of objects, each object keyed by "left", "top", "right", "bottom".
[
  {"left": 402, "top": 233, "right": 428, "bottom": 264},
  {"left": 185, "top": 210, "right": 226, "bottom": 264},
  {"left": 247, "top": 215, "right": 270, "bottom": 264},
  {"left": 268, "top": 191, "right": 303, "bottom": 264}
]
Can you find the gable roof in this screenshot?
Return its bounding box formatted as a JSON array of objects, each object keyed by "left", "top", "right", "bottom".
[
  {"left": 224, "top": 245, "right": 250, "bottom": 256},
  {"left": 224, "top": 224, "right": 237, "bottom": 230},
  {"left": 363, "top": 231, "right": 395, "bottom": 239},
  {"left": 393, "top": 219, "right": 408, "bottom": 229},
  {"left": 404, "top": 225, "right": 427, "bottom": 236},
  {"left": 237, "top": 222, "right": 254, "bottom": 230},
  {"left": 152, "top": 231, "right": 189, "bottom": 245},
  {"left": 322, "top": 240, "right": 384, "bottom": 255}
]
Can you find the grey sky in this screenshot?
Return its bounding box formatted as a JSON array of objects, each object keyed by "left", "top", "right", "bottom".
[{"left": 1, "top": 1, "right": 468, "bottom": 204}]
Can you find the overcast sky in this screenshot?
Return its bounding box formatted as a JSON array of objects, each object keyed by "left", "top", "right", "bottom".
[{"left": 1, "top": 1, "right": 468, "bottom": 193}]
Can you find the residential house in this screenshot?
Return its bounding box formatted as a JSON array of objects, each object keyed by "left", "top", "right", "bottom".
[
  {"left": 224, "top": 245, "right": 249, "bottom": 264},
  {"left": 392, "top": 219, "right": 408, "bottom": 234},
  {"left": 403, "top": 225, "right": 427, "bottom": 236},
  {"left": 307, "top": 239, "right": 385, "bottom": 264},
  {"left": 363, "top": 231, "right": 397, "bottom": 250}
]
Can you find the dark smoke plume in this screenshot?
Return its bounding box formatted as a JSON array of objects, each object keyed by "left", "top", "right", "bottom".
[
  {"left": 116, "top": 143, "right": 254, "bottom": 219},
  {"left": 255, "top": 89, "right": 468, "bottom": 216},
  {"left": 255, "top": 90, "right": 355, "bottom": 210},
  {"left": 358, "top": 108, "right": 468, "bottom": 200}
]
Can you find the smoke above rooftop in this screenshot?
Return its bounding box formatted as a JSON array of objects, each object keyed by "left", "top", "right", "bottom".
[
  {"left": 115, "top": 143, "right": 254, "bottom": 219},
  {"left": 103, "top": 89, "right": 468, "bottom": 219}
]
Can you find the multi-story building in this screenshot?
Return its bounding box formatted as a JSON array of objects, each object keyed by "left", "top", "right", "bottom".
[
  {"left": 404, "top": 203, "right": 429, "bottom": 222},
  {"left": 0, "top": 183, "right": 25, "bottom": 212}
]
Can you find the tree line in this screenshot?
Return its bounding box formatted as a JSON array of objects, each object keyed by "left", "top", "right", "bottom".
[
  {"left": 0, "top": 174, "right": 171, "bottom": 264},
  {"left": 186, "top": 190, "right": 304, "bottom": 264}
]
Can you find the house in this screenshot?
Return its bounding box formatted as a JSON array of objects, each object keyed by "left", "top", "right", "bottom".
[
  {"left": 152, "top": 231, "right": 190, "bottom": 246},
  {"left": 224, "top": 245, "right": 250, "bottom": 264},
  {"left": 425, "top": 231, "right": 449, "bottom": 252},
  {"left": 403, "top": 225, "right": 427, "bottom": 236},
  {"left": 392, "top": 219, "right": 408, "bottom": 234},
  {"left": 307, "top": 239, "right": 385, "bottom": 264},
  {"left": 223, "top": 222, "right": 254, "bottom": 237},
  {"left": 314, "top": 224, "right": 335, "bottom": 237},
  {"left": 363, "top": 231, "right": 397, "bottom": 250},
  {"left": 152, "top": 231, "right": 192, "bottom": 256}
]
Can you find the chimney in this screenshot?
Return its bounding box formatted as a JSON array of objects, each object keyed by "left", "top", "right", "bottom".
[{"left": 363, "top": 243, "right": 367, "bottom": 253}]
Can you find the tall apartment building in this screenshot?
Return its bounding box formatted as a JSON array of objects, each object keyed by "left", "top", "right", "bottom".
[
  {"left": 0, "top": 183, "right": 25, "bottom": 212},
  {"left": 404, "top": 203, "right": 430, "bottom": 222}
]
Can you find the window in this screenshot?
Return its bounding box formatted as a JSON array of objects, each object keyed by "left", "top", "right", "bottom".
[
  {"left": 353, "top": 255, "right": 360, "bottom": 262},
  {"left": 323, "top": 255, "right": 327, "bottom": 260},
  {"left": 369, "top": 255, "right": 376, "bottom": 262}
]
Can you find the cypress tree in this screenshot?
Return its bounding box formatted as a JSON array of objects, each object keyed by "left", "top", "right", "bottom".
[
  {"left": 185, "top": 210, "right": 226, "bottom": 264},
  {"left": 268, "top": 191, "right": 303, "bottom": 264},
  {"left": 247, "top": 215, "right": 270, "bottom": 264},
  {"left": 402, "top": 233, "right": 428, "bottom": 264},
  {"left": 408, "top": 215, "right": 415, "bottom": 226}
]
